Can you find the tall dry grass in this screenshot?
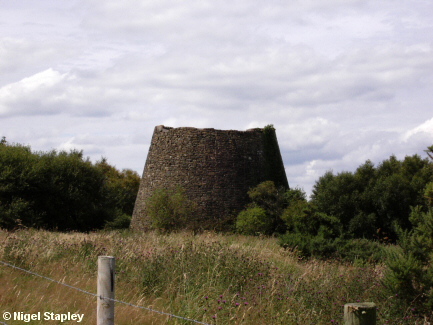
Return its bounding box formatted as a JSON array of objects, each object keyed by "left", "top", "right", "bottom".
[{"left": 0, "top": 229, "right": 422, "bottom": 324}]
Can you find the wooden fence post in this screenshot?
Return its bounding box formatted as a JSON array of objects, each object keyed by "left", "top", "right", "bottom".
[
  {"left": 344, "top": 302, "right": 376, "bottom": 325},
  {"left": 97, "top": 256, "right": 115, "bottom": 325}
]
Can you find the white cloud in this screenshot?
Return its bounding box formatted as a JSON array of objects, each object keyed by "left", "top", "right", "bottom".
[
  {"left": 0, "top": 69, "right": 67, "bottom": 116},
  {"left": 402, "top": 117, "right": 433, "bottom": 142}
]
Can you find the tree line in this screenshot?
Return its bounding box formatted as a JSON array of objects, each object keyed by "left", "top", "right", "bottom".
[
  {"left": 236, "top": 150, "right": 433, "bottom": 240},
  {"left": 0, "top": 137, "right": 140, "bottom": 231}
]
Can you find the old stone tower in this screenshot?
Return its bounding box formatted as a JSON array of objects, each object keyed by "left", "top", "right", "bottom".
[{"left": 130, "top": 125, "right": 288, "bottom": 230}]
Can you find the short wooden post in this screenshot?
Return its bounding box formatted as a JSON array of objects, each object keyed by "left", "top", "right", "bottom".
[
  {"left": 344, "top": 302, "right": 376, "bottom": 325},
  {"left": 97, "top": 256, "right": 115, "bottom": 325}
]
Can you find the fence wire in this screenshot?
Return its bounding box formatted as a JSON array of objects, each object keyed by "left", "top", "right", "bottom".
[{"left": 0, "top": 260, "right": 211, "bottom": 325}]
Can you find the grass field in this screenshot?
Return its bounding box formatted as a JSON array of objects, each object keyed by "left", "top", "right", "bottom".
[{"left": 0, "top": 229, "right": 423, "bottom": 324}]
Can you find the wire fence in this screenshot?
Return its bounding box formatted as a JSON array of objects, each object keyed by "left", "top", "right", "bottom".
[{"left": 0, "top": 259, "right": 211, "bottom": 325}]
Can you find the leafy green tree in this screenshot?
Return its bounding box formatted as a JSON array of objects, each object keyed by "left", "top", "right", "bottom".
[
  {"left": 0, "top": 142, "right": 41, "bottom": 228},
  {"left": 281, "top": 187, "right": 341, "bottom": 239},
  {"left": 236, "top": 181, "right": 287, "bottom": 235},
  {"left": 384, "top": 146, "right": 433, "bottom": 313},
  {"left": 311, "top": 154, "right": 433, "bottom": 240},
  {"left": 0, "top": 139, "right": 140, "bottom": 231},
  {"left": 95, "top": 158, "right": 140, "bottom": 228}
]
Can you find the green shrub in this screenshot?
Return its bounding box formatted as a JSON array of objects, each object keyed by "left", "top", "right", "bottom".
[
  {"left": 235, "top": 205, "right": 271, "bottom": 235},
  {"left": 279, "top": 233, "right": 385, "bottom": 263},
  {"left": 384, "top": 205, "right": 433, "bottom": 312},
  {"left": 281, "top": 199, "right": 341, "bottom": 239},
  {"left": 146, "top": 187, "right": 197, "bottom": 232},
  {"left": 278, "top": 232, "right": 313, "bottom": 257},
  {"left": 247, "top": 180, "right": 287, "bottom": 233},
  {"left": 236, "top": 180, "right": 288, "bottom": 235},
  {"left": 104, "top": 212, "right": 131, "bottom": 230},
  {"left": 335, "top": 238, "right": 385, "bottom": 263}
]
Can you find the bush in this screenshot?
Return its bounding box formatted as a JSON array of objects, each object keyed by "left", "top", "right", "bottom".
[
  {"left": 235, "top": 206, "right": 271, "bottom": 235},
  {"left": 384, "top": 204, "right": 433, "bottom": 312},
  {"left": 247, "top": 180, "right": 287, "bottom": 233},
  {"left": 104, "top": 212, "right": 131, "bottom": 230},
  {"left": 278, "top": 232, "right": 313, "bottom": 257},
  {"left": 281, "top": 189, "right": 342, "bottom": 239},
  {"left": 279, "top": 232, "right": 385, "bottom": 263},
  {"left": 146, "top": 187, "right": 197, "bottom": 232},
  {"left": 236, "top": 181, "right": 288, "bottom": 236},
  {"left": 335, "top": 238, "right": 385, "bottom": 263}
]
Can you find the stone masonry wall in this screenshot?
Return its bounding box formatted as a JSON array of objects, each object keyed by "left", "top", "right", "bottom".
[{"left": 130, "top": 125, "right": 288, "bottom": 230}]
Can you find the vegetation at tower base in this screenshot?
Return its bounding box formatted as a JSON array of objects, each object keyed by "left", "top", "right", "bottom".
[
  {"left": 130, "top": 125, "right": 289, "bottom": 231},
  {"left": 0, "top": 138, "right": 140, "bottom": 231},
  {"left": 146, "top": 186, "right": 199, "bottom": 232},
  {"left": 232, "top": 146, "right": 433, "bottom": 274}
]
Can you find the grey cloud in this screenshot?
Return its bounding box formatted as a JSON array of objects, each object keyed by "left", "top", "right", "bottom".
[{"left": 2, "top": 0, "right": 433, "bottom": 197}]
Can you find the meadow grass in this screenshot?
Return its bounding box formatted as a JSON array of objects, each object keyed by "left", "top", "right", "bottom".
[{"left": 0, "top": 229, "right": 424, "bottom": 324}]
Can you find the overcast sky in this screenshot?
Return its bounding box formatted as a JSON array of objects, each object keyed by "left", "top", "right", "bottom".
[{"left": 1, "top": 0, "right": 433, "bottom": 197}]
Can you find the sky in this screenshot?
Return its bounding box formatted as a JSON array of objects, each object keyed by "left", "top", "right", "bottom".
[{"left": 1, "top": 0, "right": 433, "bottom": 197}]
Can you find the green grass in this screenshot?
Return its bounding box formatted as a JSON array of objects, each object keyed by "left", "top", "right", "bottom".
[{"left": 0, "top": 229, "right": 425, "bottom": 324}]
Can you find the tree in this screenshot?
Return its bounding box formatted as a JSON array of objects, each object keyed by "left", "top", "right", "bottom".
[
  {"left": 384, "top": 146, "right": 433, "bottom": 314},
  {"left": 236, "top": 181, "right": 287, "bottom": 235},
  {"left": 0, "top": 140, "right": 140, "bottom": 231},
  {"left": 311, "top": 154, "right": 433, "bottom": 240}
]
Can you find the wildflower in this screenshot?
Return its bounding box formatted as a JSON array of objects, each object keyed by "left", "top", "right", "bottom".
[{"left": 235, "top": 303, "right": 239, "bottom": 306}]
